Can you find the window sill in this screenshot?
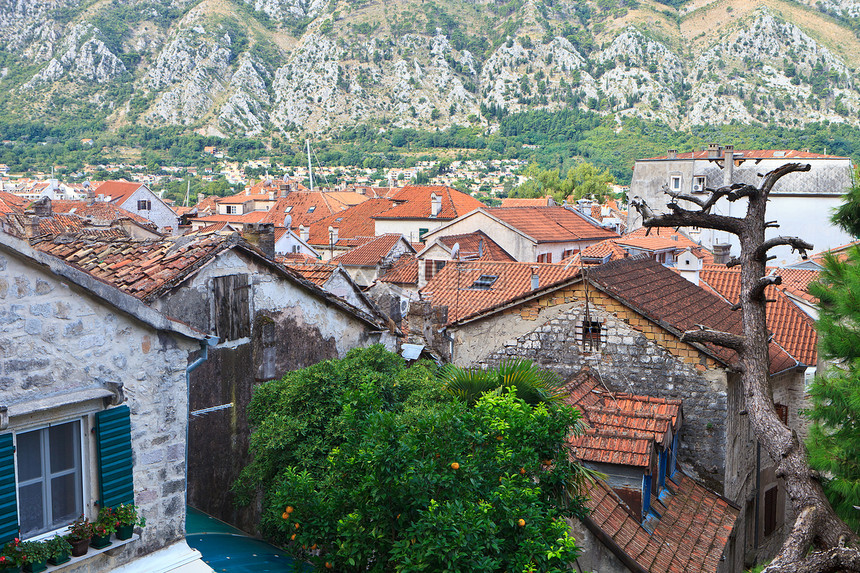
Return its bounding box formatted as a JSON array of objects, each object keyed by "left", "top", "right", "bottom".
[{"left": 49, "top": 534, "right": 138, "bottom": 571}]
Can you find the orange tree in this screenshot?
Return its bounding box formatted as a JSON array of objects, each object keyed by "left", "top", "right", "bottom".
[{"left": 238, "top": 347, "right": 589, "bottom": 572}]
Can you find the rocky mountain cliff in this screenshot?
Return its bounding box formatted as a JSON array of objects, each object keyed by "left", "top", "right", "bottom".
[{"left": 2, "top": 0, "right": 860, "bottom": 137}]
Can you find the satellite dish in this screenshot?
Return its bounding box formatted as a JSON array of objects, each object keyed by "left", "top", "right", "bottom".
[
  {"left": 451, "top": 242, "right": 460, "bottom": 260},
  {"left": 284, "top": 214, "right": 292, "bottom": 229}
]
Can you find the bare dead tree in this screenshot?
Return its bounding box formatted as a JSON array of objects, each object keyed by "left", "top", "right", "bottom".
[{"left": 631, "top": 163, "right": 860, "bottom": 572}]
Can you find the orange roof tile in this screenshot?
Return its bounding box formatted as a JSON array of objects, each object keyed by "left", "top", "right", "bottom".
[
  {"left": 499, "top": 196, "right": 554, "bottom": 207},
  {"left": 192, "top": 211, "right": 269, "bottom": 225},
  {"left": 699, "top": 265, "right": 818, "bottom": 366},
  {"left": 436, "top": 231, "right": 516, "bottom": 262},
  {"left": 777, "top": 267, "right": 819, "bottom": 304},
  {"left": 282, "top": 261, "right": 339, "bottom": 286},
  {"left": 373, "top": 185, "right": 484, "bottom": 220},
  {"left": 582, "top": 475, "right": 738, "bottom": 573},
  {"left": 378, "top": 253, "right": 419, "bottom": 285},
  {"left": 421, "top": 261, "right": 580, "bottom": 324},
  {"left": 0, "top": 192, "right": 25, "bottom": 215},
  {"left": 304, "top": 199, "right": 394, "bottom": 245},
  {"left": 51, "top": 200, "right": 156, "bottom": 228},
  {"left": 92, "top": 181, "right": 146, "bottom": 205},
  {"left": 488, "top": 206, "right": 620, "bottom": 242},
  {"left": 331, "top": 234, "right": 410, "bottom": 267},
  {"left": 260, "top": 192, "right": 350, "bottom": 228}
]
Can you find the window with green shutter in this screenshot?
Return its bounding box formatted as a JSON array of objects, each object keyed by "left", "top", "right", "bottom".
[
  {"left": 0, "top": 434, "right": 17, "bottom": 544},
  {"left": 95, "top": 406, "right": 135, "bottom": 508}
]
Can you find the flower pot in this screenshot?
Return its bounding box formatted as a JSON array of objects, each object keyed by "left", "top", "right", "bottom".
[
  {"left": 48, "top": 551, "right": 70, "bottom": 566},
  {"left": 116, "top": 524, "right": 134, "bottom": 540},
  {"left": 90, "top": 534, "right": 112, "bottom": 550},
  {"left": 23, "top": 561, "right": 47, "bottom": 573},
  {"left": 0, "top": 567, "right": 21, "bottom": 573},
  {"left": 70, "top": 537, "right": 90, "bottom": 557}
]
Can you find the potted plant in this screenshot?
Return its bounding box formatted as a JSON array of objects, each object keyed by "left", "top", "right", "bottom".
[
  {"left": 18, "top": 541, "right": 48, "bottom": 573},
  {"left": 45, "top": 536, "right": 72, "bottom": 566},
  {"left": 67, "top": 516, "right": 94, "bottom": 557},
  {"left": 113, "top": 503, "right": 146, "bottom": 540},
  {"left": 0, "top": 538, "right": 22, "bottom": 573},
  {"left": 91, "top": 507, "right": 117, "bottom": 549}
]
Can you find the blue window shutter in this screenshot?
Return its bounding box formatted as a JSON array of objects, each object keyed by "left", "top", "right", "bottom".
[
  {"left": 0, "top": 434, "right": 18, "bottom": 544},
  {"left": 642, "top": 474, "right": 652, "bottom": 519},
  {"left": 658, "top": 450, "right": 667, "bottom": 489},
  {"left": 95, "top": 406, "right": 135, "bottom": 508}
]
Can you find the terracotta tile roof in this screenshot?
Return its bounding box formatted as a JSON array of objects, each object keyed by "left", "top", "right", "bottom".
[
  {"left": 378, "top": 254, "right": 419, "bottom": 285},
  {"left": 30, "top": 233, "right": 238, "bottom": 302},
  {"left": 642, "top": 149, "right": 847, "bottom": 161},
  {"left": 276, "top": 252, "right": 318, "bottom": 263},
  {"left": 624, "top": 226, "right": 706, "bottom": 250},
  {"left": 187, "top": 222, "right": 236, "bottom": 235},
  {"left": 563, "top": 241, "right": 631, "bottom": 267},
  {"left": 92, "top": 181, "right": 146, "bottom": 205},
  {"left": 588, "top": 257, "right": 797, "bottom": 374},
  {"left": 436, "top": 231, "right": 516, "bottom": 262},
  {"left": 373, "top": 185, "right": 484, "bottom": 220},
  {"left": 777, "top": 267, "right": 819, "bottom": 305},
  {"left": 192, "top": 211, "right": 269, "bottom": 225},
  {"left": 500, "top": 196, "right": 554, "bottom": 207},
  {"left": 282, "top": 261, "right": 339, "bottom": 286},
  {"left": 331, "top": 233, "right": 408, "bottom": 267},
  {"left": 304, "top": 198, "right": 394, "bottom": 245},
  {"left": 582, "top": 473, "right": 738, "bottom": 573},
  {"left": 421, "top": 261, "right": 580, "bottom": 324},
  {"left": 809, "top": 239, "right": 860, "bottom": 266},
  {"left": 260, "top": 192, "right": 349, "bottom": 228},
  {"left": 699, "top": 265, "right": 818, "bottom": 366},
  {"left": 0, "top": 192, "right": 25, "bottom": 215},
  {"left": 573, "top": 430, "right": 655, "bottom": 467},
  {"left": 488, "top": 207, "right": 620, "bottom": 242},
  {"left": 52, "top": 200, "right": 155, "bottom": 228}
]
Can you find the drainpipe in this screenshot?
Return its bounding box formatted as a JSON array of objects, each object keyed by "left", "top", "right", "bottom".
[
  {"left": 754, "top": 441, "right": 761, "bottom": 550},
  {"left": 185, "top": 336, "right": 219, "bottom": 504}
]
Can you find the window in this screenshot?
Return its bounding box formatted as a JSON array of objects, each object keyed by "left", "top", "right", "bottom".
[
  {"left": 424, "top": 259, "right": 447, "bottom": 281},
  {"left": 307, "top": 206, "right": 316, "bottom": 213},
  {"left": 562, "top": 248, "right": 579, "bottom": 260},
  {"left": 670, "top": 176, "right": 681, "bottom": 191},
  {"left": 418, "top": 228, "right": 429, "bottom": 241},
  {"left": 580, "top": 319, "right": 603, "bottom": 350},
  {"left": 469, "top": 275, "right": 498, "bottom": 290},
  {"left": 285, "top": 206, "right": 293, "bottom": 213},
  {"left": 763, "top": 486, "right": 778, "bottom": 536},
  {"left": 225, "top": 205, "right": 238, "bottom": 215},
  {"left": 213, "top": 274, "right": 251, "bottom": 341},
  {"left": 291, "top": 245, "right": 301, "bottom": 253},
  {"left": 0, "top": 406, "right": 135, "bottom": 544},
  {"left": 537, "top": 253, "right": 553, "bottom": 263},
  {"left": 17, "top": 421, "right": 83, "bottom": 538},
  {"left": 774, "top": 403, "right": 789, "bottom": 425},
  {"left": 137, "top": 200, "right": 151, "bottom": 211}
]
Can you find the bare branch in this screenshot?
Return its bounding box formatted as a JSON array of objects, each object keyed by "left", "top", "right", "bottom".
[
  {"left": 754, "top": 236, "right": 815, "bottom": 262},
  {"left": 760, "top": 163, "right": 812, "bottom": 195},
  {"left": 680, "top": 327, "right": 746, "bottom": 352},
  {"left": 767, "top": 506, "right": 823, "bottom": 566},
  {"left": 750, "top": 275, "right": 782, "bottom": 301},
  {"left": 630, "top": 197, "right": 746, "bottom": 235},
  {"left": 665, "top": 189, "right": 708, "bottom": 209},
  {"left": 726, "top": 184, "right": 761, "bottom": 201},
  {"left": 726, "top": 257, "right": 741, "bottom": 268}
]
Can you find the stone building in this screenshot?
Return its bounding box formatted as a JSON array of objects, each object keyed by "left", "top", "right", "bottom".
[
  {"left": 421, "top": 255, "right": 809, "bottom": 570},
  {"left": 27, "top": 229, "right": 396, "bottom": 533},
  {"left": 95, "top": 181, "right": 180, "bottom": 235},
  {"left": 0, "top": 232, "right": 213, "bottom": 572}
]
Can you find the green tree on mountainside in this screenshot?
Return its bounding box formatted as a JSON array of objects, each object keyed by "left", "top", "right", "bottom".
[{"left": 510, "top": 161, "right": 615, "bottom": 203}]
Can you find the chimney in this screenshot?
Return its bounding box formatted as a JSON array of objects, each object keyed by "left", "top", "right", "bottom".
[
  {"left": 531, "top": 273, "right": 540, "bottom": 290},
  {"left": 279, "top": 182, "right": 291, "bottom": 197},
  {"left": 723, "top": 144, "right": 735, "bottom": 186},
  {"left": 299, "top": 225, "right": 309, "bottom": 242},
  {"left": 244, "top": 223, "right": 275, "bottom": 259},
  {"left": 198, "top": 193, "right": 205, "bottom": 205},
  {"left": 668, "top": 149, "right": 678, "bottom": 159},
  {"left": 431, "top": 193, "right": 441, "bottom": 217},
  {"left": 678, "top": 249, "right": 701, "bottom": 286},
  {"left": 713, "top": 243, "right": 731, "bottom": 265},
  {"left": 269, "top": 191, "right": 275, "bottom": 201},
  {"left": 32, "top": 196, "right": 52, "bottom": 217},
  {"left": 329, "top": 226, "right": 339, "bottom": 243},
  {"left": 478, "top": 238, "right": 484, "bottom": 258},
  {"left": 22, "top": 215, "right": 39, "bottom": 239},
  {"left": 707, "top": 143, "right": 721, "bottom": 159}
]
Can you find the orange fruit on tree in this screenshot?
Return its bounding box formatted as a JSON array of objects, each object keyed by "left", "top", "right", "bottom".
[
  {"left": 290, "top": 534, "right": 296, "bottom": 541},
  {"left": 451, "top": 462, "right": 460, "bottom": 470},
  {"left": 286, "top": 506, "right": 294, "bottom": 514},
  {"left": 518, "top": 519, "right": 526, "bottom": 527},
  {"left": 325, "top": 562, "right": 333, "bottom": 569},
  {"left": 295, "top": 523, "right": 300, "bottom": 529},
  {"left": 282, "top": 512, "right": 289, "bottom": 519},
  {"left": 519, "top": 468, "right": 526, "bottom": 475},
  {"left": 311, "top": 544, "right": 317, "bottom": 550}
]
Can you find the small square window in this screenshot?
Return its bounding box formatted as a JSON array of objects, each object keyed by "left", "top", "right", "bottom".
[
  {"left": 580, "top": 319, "right": 603, "bottom": 350},
  {"left": 469, "top": 275, "right": 498, "bottom": 290},
  {"left": 307, "top": 206, "right": 316, "bottom": 213},
  {"left": 670, "top": 176, "right": 682, "bottom": 191},
  {"left": 137, "top": 200, "right": 151, "bottom": 210}
]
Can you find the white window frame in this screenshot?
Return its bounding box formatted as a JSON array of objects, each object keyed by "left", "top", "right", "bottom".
[
  {"left": 670, "top": 175, "right": 682, "bottom": 191},
  {"left": 13, "top": 413, "right": 93, "bottom": 541}
]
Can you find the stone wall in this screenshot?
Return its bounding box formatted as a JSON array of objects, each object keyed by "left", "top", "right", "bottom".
[
  {"left": 0, "top": 249, "right": 198, "bottom": 570},
  {"left": 154, "top": 248, "right": 391, "bottom": 533},
  {"left": 449, "top": 283, "right": 730, "bottom": 492}
]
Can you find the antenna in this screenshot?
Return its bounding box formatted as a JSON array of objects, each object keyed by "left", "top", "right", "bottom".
[
  {"left": 184, "top": 179, "right": 191, "bottom": 207},
  {"left": 307, "top": 140, "right": 314, "bottom": 192},
  {"left": 451, "top": 242, "right": 460, "bottom": 260},
  {"left": 284, "top": 214, "right": 292, "bottom": 229}
]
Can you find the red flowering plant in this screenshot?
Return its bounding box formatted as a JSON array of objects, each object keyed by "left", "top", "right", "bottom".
[
  {"left": 18, "top": 541, "right": 49, "bottom": 565},
  {"left": 93, "top": 507, "right": 118, "bottom": 536},
  {"left": 0, "top": 537, "right": 22, "bottom": 569}
]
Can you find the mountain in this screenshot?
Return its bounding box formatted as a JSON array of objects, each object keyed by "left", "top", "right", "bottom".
[{"left": 2, "top": 0, "right": 860, "bottom": 138}]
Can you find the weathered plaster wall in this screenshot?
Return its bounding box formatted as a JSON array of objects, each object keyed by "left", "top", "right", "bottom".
[
  {"left": 568, "top": 519, "right": 632, "bottom": 573},
  {"left": 449, "top": 284, "right": 730, "bottom": 492},
  {"left": 421, "top": 212, "right": 535, "bottom": 261},
  {"left": 119, "top": 188, "right": 179, "bottom": 235},
  {"left": 155, "top": 249, "right": 387, "bottom": 533},
  {"left": 0, "top": 250, "right": 197, "bottom": 570}
]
